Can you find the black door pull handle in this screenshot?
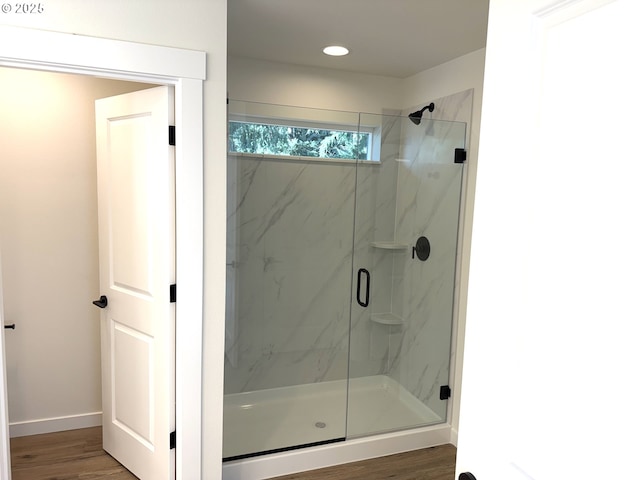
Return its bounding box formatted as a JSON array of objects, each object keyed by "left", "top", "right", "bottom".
[
  {"left": 356, "top": 268, "right": 370, "bottom": 308},
  {"left": 3, "top": 324, "right": 15, "bottom": 330},
  {"left": 92, "top": 295, "right": 108, "bottom": 309}
]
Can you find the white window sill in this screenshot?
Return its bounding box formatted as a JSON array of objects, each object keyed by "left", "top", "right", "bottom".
[{"left": 228, "top": 151, "right": 381, "bottom": 166}]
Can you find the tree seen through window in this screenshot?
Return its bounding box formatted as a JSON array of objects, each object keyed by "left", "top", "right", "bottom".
[{"left": 228, "top": 121, "right": 370, "bottom": 160}]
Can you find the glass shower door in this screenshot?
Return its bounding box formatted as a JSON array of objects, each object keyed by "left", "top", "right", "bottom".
[
  {"left": 223, "top": 101, "right": 359, "bottom": 459},
  {"left": 348, "top": 112, "right": 467, "bottom": 437}
]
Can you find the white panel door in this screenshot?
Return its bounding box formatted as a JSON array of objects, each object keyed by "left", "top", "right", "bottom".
[
  {"left": 0, "top": 253, "right": 11, "bottom": 480},
  {"left": 457, "top": 1, "right": 640, "bottom": 479},
  {"left": 95, "top": 86, "right": 175, "bottom": 480}
]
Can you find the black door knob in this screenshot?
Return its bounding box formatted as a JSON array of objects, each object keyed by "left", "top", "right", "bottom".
[
  {"left": 92, "top": 295, "right": 108, "bottom": 308},
  {"left": 3, "top": 324, "right": 15, "bottom": 330},
  {"left": 459, "top": 473, "right": 477, "bottom": 480}
]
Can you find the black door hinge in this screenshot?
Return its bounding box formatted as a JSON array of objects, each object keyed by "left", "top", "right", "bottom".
[
  {"left": 170, "top": 431, "right": 176, "bottom": 449},
  {"left": 440, "top": 385, "right": 451, "bottom": 400},
  {"left": 169, "top": 125, "right": 176, "bottom": 146},
  {"left": 170, "top": 284, "right": 176, "bottom": 303},
  {"left": 454, "top": 148, "right": 466, "bottom": 164}
]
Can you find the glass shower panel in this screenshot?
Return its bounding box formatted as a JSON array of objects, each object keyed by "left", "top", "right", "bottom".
[
  {"left": 223, "top": 100, "right": 359, "bottom": 459},
  {"left": 347, "top": 112, "right": 466, "bottom": 438}
]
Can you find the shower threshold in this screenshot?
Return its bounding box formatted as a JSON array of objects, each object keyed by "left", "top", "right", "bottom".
[{"left": 223, "top": 375, "right": 443, "bottom": 460}]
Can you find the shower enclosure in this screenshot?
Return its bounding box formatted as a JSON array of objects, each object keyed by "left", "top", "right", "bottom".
[{"left": 224, "top": 100, "right": 466, "bottom": 460}]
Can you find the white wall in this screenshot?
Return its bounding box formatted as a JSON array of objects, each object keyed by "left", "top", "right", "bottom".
[
  {"left": 457, "top": 2, "right": 640, "bottom": 478},
  {"left": 1, "top": 2, "right": 228, "bottom": 477},
  {"left": 400, "top": 48, "right": 486, "bottom": 443},
  {"left": 228, "top": 56, "right": 402, "bottom": 113},
  {"left": 0, "top": 68, "right": 149, "bottom": 435}
]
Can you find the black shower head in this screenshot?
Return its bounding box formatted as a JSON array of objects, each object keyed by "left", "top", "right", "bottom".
[{"left": 408, "top": 102, "right": 435, "bottom": 125}]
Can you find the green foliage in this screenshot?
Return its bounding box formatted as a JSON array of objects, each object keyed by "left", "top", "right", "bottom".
[{"left": 228, "top": 121, "right": 370, "bottom": 160}]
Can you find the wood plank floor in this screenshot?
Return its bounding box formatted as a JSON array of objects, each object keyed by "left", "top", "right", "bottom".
[
  {"left": 269, "top": 444, "right": 457, "bottom": 480},
  {"left": 10, "top": 427, "right": 456, "bottom": 480},
  {"left": 10, "top": 427, "right": 137, "bottom": 480}
]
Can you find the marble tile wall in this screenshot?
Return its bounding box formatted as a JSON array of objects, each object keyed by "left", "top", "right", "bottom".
[
  {"left": 387, "top": 90, "right": 472, "bottom": 419},
  {"left": 224, "top": 156, "right": 358, "bottom": 393},
  {"left": 348, "top": 112, "right": 403, "bottom": 378}
]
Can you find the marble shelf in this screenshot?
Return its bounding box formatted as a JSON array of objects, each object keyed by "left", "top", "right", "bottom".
[
  {"left": 369, "top": 241, "right": 408, "bottom": 250},
  {"left": 371, "top": 312, "right": 405, "bottom": 326}
]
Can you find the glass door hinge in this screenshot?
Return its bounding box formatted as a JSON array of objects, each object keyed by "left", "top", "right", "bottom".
[
  {"left": 454, "top": 148, "right": 467, "bottom": 163},
  {"left": 440, "top": 385, "right": 452, "bottom": 400}
]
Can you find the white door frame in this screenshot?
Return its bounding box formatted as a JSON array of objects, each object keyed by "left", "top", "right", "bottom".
[
  {"left": 0, "top": 26, "right": 205, "bottom": 480},
  {"left": 0, "top": 252, "right": 11, "bottom": 480}
]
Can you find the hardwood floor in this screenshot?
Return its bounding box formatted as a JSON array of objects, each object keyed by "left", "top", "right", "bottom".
[
  {"left": 270, "top": 444, "right": 457, "bottom": 480},
  {"left": 10, "top": 427, "right": 456, "bottom": 480},
  {"left": 10, "top": 427, "right": 137, "bottom": 480}
]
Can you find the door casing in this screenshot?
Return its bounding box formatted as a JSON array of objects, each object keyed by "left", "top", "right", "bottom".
[
  {"left": 0, "top": 252, "right": 10, "bottom": 480},
  {"left": 0, "top": 26, "right": 205, "bottom": 480}
]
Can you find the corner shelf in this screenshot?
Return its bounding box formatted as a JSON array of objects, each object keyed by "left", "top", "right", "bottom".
[
  {"left": 371, "top": 312, "right": 405, "bottom": 326},
  {"left": 369, "top": 241, "right": 408, "bottom": 250}
]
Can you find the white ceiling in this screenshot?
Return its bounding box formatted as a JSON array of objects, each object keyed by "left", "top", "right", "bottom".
[{"left": 228, "top": 0, "right": 490, "bottom": 79}]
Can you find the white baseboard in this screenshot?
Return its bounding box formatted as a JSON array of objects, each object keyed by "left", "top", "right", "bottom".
[
  {"left": 9, "top": 412, "right": 102, "bottom": 438},
  {"left": 223, "top": 424, "right": 452, "bottom": 480},
  {"left": 450, "top": 427, "right": 458, "bottom": 446}
]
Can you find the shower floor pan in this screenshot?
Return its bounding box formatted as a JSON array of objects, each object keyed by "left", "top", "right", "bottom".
[{"left": 223, "top": 374, "right": 443, "bottom": 459}]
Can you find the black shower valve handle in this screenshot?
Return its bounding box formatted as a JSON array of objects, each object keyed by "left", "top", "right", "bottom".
[{"left": 413, "top": 236, "right": 431, "bottom": 262}]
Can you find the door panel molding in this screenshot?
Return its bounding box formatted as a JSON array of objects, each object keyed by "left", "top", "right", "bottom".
[{"left": 96, "top": 85, "right": 175, "bottom": 479}]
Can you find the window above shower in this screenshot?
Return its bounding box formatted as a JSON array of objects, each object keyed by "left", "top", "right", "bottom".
[
  {"left": 227, "top": 100, "right": 379, "bottom": 163},
  {"left": 228, "top": 118, "right": 373, "bottom": 161}
]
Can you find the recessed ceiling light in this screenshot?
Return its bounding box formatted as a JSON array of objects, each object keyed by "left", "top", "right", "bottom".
[{"left": 323, "top": 45, "right": 349, "bottom": 56}]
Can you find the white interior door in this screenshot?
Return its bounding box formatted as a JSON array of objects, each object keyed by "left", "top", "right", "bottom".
[
  {"left": 0, "top": 253, "right": 11, "bottom": 480},
  {"left": 457, "top": 1, "right": 640, "bottom": 479},
  {"left": 95, "top": 86, "right": 176, "bottom": 480}
]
